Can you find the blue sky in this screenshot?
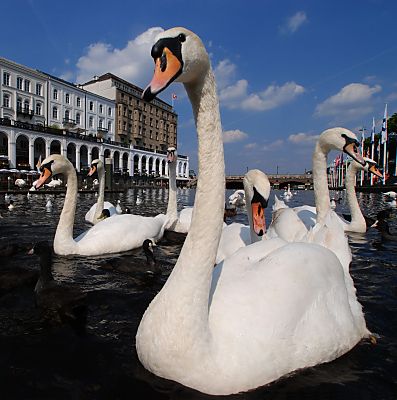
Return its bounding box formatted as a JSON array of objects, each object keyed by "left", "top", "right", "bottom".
[{"left": 2, "top": 0, "right": 397, "bottom": 174}]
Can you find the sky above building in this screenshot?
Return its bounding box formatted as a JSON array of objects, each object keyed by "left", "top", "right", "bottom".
[{"left": 2, "top": 0, "right": 397, "bottom": 174}]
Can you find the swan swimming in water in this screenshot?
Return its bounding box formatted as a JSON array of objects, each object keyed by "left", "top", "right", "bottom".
[
  {"left": 85, "top": 159, "right": 117, "bottom": 225},
  {"left": 136, "top": 27, "right": 369, "bottom": 396},
  {"left": 267, "top": 156, "right": 382, "bottom": 239},
  {"left": 34, "top": 155, "right": 168, "bottom": 256}
]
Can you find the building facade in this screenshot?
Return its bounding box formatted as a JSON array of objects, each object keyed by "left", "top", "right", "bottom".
[
  {"left": 0, "top": 57, "right": 189, "bottom": 179},
  {"left": 82, "top": 73, "right": 178, "bottom": 152}
]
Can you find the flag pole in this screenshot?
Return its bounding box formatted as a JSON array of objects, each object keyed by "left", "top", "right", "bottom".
[
  {"left": 370, "top": 117, "right": 375, "bottom": 185},
  {"left": 359, "top": 126, "right": 366, "bottom": 186},
  {"left": 381, "top": 103, "right": 388, "bottom": 184}
]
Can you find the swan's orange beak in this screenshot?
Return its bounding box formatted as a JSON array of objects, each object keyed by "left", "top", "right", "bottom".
[
  {"left": 368, "top": 164, "right": 383, "bottom": 178},
  {"left": 88, "top": 165, "right": 97, "bottom": 176},
  {"left": 143, "top": 47, "right": 182, "bottom": 101},
  {"left": 344, "top": 142, "right": 365, "bottom": 166},
  {"left": 251, "top": 202, "right": 265, "bottom": 236},
  {"left": 34, "top": 167, "right": 52, "bottom": 189}
]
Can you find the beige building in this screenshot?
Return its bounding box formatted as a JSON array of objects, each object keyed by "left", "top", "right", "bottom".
[{"left": 82, "top": 73, "right": 177, "bottom": 152}]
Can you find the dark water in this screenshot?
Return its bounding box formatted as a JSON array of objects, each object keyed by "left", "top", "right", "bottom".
[{"left": 0, "top": 188, "right": 396, "bottom": 399}]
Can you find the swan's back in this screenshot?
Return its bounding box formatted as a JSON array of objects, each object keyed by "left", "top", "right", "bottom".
[
  {"left": 74, "top": 214, "right": 167, "bottom": 255},
  {"left": 204, "top": 241, "right": 366, "bottom": 393}
]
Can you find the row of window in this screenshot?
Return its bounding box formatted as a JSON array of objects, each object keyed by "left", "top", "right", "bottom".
[
  {"left": 3, "top": 72, "right": 43, "bottom": 96},
  {"left": 52, "top": 89, "right": 112, "bottom": 115},
  {"left": 2, "top": 94, "right": 43, "bottom": 115},
  {"left": 51, "top": 106, "right": 112, "bottom": 131}
]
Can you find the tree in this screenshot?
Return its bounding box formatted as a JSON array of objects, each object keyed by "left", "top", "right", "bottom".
[{"left": 388, "top": 112, "right": 397, "bottom": 134}]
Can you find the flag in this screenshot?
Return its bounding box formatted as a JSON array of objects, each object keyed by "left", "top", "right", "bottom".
[
  {"left": 380, "top": 103, "right": 388, "bottom": 144},
  {"left": 371, "top": 116, "right": 375, "bottom": 144}
]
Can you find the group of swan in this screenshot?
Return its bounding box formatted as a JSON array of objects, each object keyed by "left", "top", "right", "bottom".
[
  {"left": 135, "top": 27, "right": 370, "bottom": 396},
  {"left": 34, "top": 155, "right": 168, "bottom": 256}
]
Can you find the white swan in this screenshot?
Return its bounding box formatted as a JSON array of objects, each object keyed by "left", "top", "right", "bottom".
[
  {"left": 384, "top": 191, "right": 397, "bottom": 199},
  {"left": 267, "top": 155, "right": 381, "bottom": 238},
  {"left": 136, "top": 27, "right": 369, "bottom": 396},
  {"left": 14, "top": 178, "right": 27, "bottom": 188},
  {"left": 45, "top": 178, "right": 62, "bottom": 188},
  {"left": 216, "top": 169, "right": 268, "bottom": 263},
  {"left": 115, "top": 199, "right": 123, "bottom": 215},
  {"left": 165, "top": 147, "right": 193, "bottom": 233},
  {"left": 84, "top": 159, "right": 116, "bottom": 225},
  {"left": 228, "top": 189, "right": 246, "bottom": 207},
  {"left": 34, "top": 155, "right": 168, "bottom": 256}
]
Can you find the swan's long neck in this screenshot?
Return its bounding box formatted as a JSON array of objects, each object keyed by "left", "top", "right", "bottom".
[
  {"left": 166, "top": 160, "right": 178, "bottom": 228},
  {"left": 94, "top": 166, "right": 105, "bottom": 222},
  {"left": 139, "top": 67, "right": 225, "bottom": 354},
  {"left": 313, "top": 142, "right": 331, "bottom": 223},
  {"left": 345, "top": 163, "right": 366, "bottom": 229},
  {"left": 245, "top": 201, "right": 262, "bottom": 244},
  {"left": 54, "top": 163, "right": 77, "bottom": 250}
]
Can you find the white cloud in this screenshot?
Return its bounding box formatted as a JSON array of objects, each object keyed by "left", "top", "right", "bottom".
[
  {"left": 288, "top": 132, "right": 319, "bottom": 144},
  {"left": 223, "top": 129, "right": 248, "bottom": 143},
  {"left": 315, "top": 83, "right": 381, "bottom": 121},
  {"left": 214, "top": 59, "right": 236, "bottom": 90},
  {"left": 219, "top": 79, "right": 248, "bottom": 102},
  {"left": 241, "top": 82, "right": 305, "bottom": 111},
  {"left": 262, "top": 139, "right": 284, "bottom": 151},
  {"left": 280, "top": 11, "right": 308, "bottom": 34},
  {"left": 244, "top": 142, "right": 257, "bottom": 149},
  {"left": 214, "top": 59, "right": 305, "bottom": 111},
  {"left": 75, "top": 27, "right": 164, "bottom": 84}
]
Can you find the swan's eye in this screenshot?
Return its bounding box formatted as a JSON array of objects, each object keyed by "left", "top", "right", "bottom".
[{"left": 178, "top": 33, "right": 186, "bottom": 42}]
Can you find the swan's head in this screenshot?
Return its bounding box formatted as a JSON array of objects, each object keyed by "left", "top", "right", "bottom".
[
  {"left": 143, "top": 27, "right": 210, "bottom": 101},
  {"left": 363, "top": 157, "right": 383, "bottom": 178},
  {"left": 88, "top": 159, "right": 103, "bottom": 177},
  {"left": 98, "top": 208, "right": 111, "bottom": 220},
  {"left": 243, "top": 169, "right": 271, "bottom": 236},
  {"left": 34, "top": 154, "right": 72, "bottom": 189},
  {"left": 318, "top": 128, "right": 365, "bottom": 166},
  {"left": 167, "top": 146, "right": 177, "bottom": 164}
]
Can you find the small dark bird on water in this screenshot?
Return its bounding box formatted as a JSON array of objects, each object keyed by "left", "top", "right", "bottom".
[
  {"left": 29, "top": 241, "right": 88, "bottom": 335},
  {"left": 373, "top": 219, "right": 397, "bottom": 241},
  {"left": 342, "top": 208, "right": 392, "bottom": 230}
]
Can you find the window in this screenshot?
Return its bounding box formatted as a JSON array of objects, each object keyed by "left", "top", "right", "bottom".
[
  {"left": 17, "top": 98, "right": 22, "bottom": 111},
  {"left": 108, "top": 107, "right": 112, "bottom": 116},
  {"left": 36, "top": 83, "right": 42, "bottom": 96},
  {"left": 17, "top": 77, "right": 23, "bottom": 90},
  {"left": 89, "top": 116, "right": 93, "bottom": 128},
  {"left": 99, "top": 118, "right": 103, "bottom": 129},
  {"left": 65, "top": 93, "right": 70, "bottom": 104},
  {"left": 108, "top": 121, "right": 112, "bottom": 132},
  {"left": 35, "top": 102, "right": 42, "bottom": 115},
  {"left": 24, "top": 80, "right": 30, "bottom": 92},
  {"left": 53, "top": 88, "right": 58, "bottom": 100},
  {"left": 52, "top": 106, "right": 58, "bottom": 119},
  {"left": 64, "top": 110, "right": 70, "bottom": 120},
  {"left": 23, "top": 100, "right": 29, "bottom": 112},
  {"left": 3, "top": 72, "right": 10, "bottom": 86},
  {"left": 76, "top": 113, "right": 81, "bottom": 124},
  {"left": 76, "top": 97, "right": 81, "bottom": 107},
  {"left": 3, "top": 94, "right": 10, "bottom": 108},
  {"left": 89, "top": 101, "right": 93, "bottom": 111},
  {"left": 99, "top": 104, "right": 103, "bottom": 113}
]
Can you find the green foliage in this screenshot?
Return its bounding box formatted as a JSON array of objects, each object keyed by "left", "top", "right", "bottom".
[{"left": 388, "top": 112, "right": 397, "bottom": 134}]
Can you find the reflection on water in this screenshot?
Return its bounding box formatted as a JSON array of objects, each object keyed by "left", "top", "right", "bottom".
[{"left": 0, "top": 188, "right": 396, "bottom": 399}]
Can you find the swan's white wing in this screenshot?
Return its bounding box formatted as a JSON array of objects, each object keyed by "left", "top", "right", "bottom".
[
  {"left": 75, "top": 213, "right": 167, "bottom": 255},
  {"left": 85, "top": 201, "right": 116, "bottom": 224},
  {"left": 215, "top": 223, "right": 251, "bottom": 264}
]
